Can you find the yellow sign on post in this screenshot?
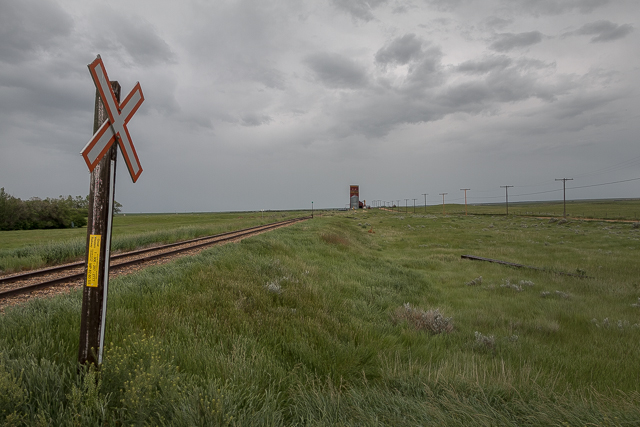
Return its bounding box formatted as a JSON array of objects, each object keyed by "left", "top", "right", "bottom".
[{"left": 86, "top": 234, "right": 102, "bottom": 287}]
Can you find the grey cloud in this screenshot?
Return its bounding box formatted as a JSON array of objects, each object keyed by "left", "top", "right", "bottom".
[
  {"left": 552, "top": 92, "right": 617, "bottom": 120},
  {"left": 424, "top": 0, "right": 465, "bottom": 12},
  {"left": 375, "top": 34, "right": 423, "bottom": 65},
  {"left": 90, "top": 7, "right": 175, "bottom": 67},
  {"left": 482, "top": 16, "right": 514, "bottom": 31},
  {"left": 405, "top": 45, "right": 444, "bottom": 90},
  {"left": 456, "top": 55, "right": 513, "bottom": 74},
  {"left": 0, "top": 0, "right": 73, "bottom": 64},
  {"left": 515, "top": 57, "right": 556, "bottom": 70},
  {"left": 510, "top": 0, "right": 609, "bottom": 16},
  {"left": 330, "top": 0, "right": 388, "bottom": 21},
  {"left": 248, "top": 67, "right": 287, "bottom": 90},
  {"left": 241, "top": 113, "right": 273, "bottom": 127},
  {"left": 181, "top": 2, "right": 290, "bottom": 90},
  {"left": 221, "top": 61, "right": 287, "bottom": 90},
  {"left": 489, "top": 31, "right": 543, "bottom": 52},
  {"left": 325, "top": 48, "right": 581, "bottom": 139},
  {"left": 572, "top": 20, "right": 634, "bottom": 42},
  {"left": 0, "top": 56, "right": 92, "bottom": 123},
  {"left": 436, "top": 81, "right": 493, "bottom": 112},
  {"left": 374, "top": 35, "right": 444, "bottom": 91},
  {"left": 438, "top": 68, "right": 540, "bottom": 111},
  {"left": 304, "top": 52, "right": 368, "bottom": 89},
  {"left": 329, "top": 92, "right": 444, "bottom": 138}
]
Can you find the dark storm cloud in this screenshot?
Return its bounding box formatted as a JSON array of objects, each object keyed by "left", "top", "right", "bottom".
[
  {"left": 567, "top": 20, "right": 634, "bottom": 42},
  {"left": 375, "top": 34, "right": 423, "bottom": 65},
  {"left": 330, "top": 0, "right": 388, "bottom": 22},
  {"left": 304, "top": 52, "right": 368, "bottom": 89},
  {"left": 489, "top": 31, "right": 544, "bottom": 52},
  {"left": 0, "top": 0, "right": 73, "bottom": 64}
]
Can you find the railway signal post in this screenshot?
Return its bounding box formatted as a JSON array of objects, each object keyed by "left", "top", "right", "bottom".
[{"left": 78, "top": 56, "right": 144, "bottom": 367}]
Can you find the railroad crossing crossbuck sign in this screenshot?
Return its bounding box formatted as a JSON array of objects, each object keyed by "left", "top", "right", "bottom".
[{"left": 81, "top": 55, "right": 144, "bottom": 182}]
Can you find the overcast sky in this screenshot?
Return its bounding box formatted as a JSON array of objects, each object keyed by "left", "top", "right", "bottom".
[{"left": 1, "top": 0, "right": 639, "bottom": 212}]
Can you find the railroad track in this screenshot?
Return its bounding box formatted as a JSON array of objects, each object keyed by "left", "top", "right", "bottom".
[{"left": 0, "top": 216, "right": 310, "bottom": 301}]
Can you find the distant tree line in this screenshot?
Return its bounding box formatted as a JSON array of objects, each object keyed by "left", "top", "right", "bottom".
[{"left": 0, "top": 188, "right": 121, "bottom": 231}]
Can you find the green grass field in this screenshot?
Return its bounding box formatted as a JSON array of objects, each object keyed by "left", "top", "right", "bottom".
[
  {"left": 399, "top": 198, "right": 640, "bottom": 220},
  {"left": 1, "top": 204, "right": 640, "bottom": 425}
]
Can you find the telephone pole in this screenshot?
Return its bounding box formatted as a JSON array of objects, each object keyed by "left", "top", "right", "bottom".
[
  {"left": 555, "top": 178, "right": 573, "bottom": 217},
  {"left": 501, "top": 185, "right": 513, "bottom": 215},
  {"left": 422, "top": 193, "right": 427, "bottom": 213},
  {"left": 440, "top": 193, "right": 447, "bottom": 215},
  {"left": 405, "top": 198, "right": 409, "bottom": 213},
  {"left": 460, "top": 188, "right": 470, "bottom": 215},
  {"left": 412, "top": 198, "right": 417, "bottom": 213}
]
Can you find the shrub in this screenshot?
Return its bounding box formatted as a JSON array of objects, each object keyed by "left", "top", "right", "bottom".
[
  {"left": 392, "top": 303, "right": 453, "bottom": 334},
  {"left": 501, "top": 279, "right": 522, "bottom": 292},
  {"left": 473, "top": 331, "right": 496, "bottom": 352},
  {"left": 0, "top": 189, "right": 88, "bottom": 231},
  {"left": 466, "top": 276, "right": 482, "bottom": 286}
]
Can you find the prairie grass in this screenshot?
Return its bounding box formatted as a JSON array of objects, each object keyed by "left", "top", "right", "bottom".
[{"left": 1, "top": 209, "right": 640, "bottom": 425}]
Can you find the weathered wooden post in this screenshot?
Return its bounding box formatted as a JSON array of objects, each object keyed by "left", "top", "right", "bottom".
[
  {"left": 78, "top": 82, "right": 120, "bottom": 366},
  {"left": 78, "top": 56, "right": 144, "bottom": 367}
]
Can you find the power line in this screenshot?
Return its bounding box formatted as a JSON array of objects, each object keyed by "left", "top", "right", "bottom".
[
  {"left": 570, "top": 155, "right": 640, "bottom": 180},
  {"left": 567, "top": 176, "right": 640, "bottom": 190}
]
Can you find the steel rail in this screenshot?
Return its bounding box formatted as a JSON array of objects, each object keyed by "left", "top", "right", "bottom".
[
  {"left": 0, "top": 216, "right": 310, "bottom": 299},
  {"left": 0, "top": 217, "right": 308, "bottom": 284}
]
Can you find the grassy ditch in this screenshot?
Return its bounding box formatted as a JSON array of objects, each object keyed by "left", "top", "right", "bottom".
[{"left": 1, "top": 211, "right": 639, "bottom": 425}]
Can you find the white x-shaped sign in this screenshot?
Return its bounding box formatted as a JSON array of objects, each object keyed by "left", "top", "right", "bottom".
[{"left": 81, "top": 55, "right": 144, "bottom": 182}]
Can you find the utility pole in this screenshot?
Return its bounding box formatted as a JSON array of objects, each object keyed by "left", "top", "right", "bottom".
[
  {"left": 405, "top": 198, "right": 409, "bottom": 213},
  {"left": 311, "top": 201, "right": 313, "bottom": 218},
  {"left": 555, "top": 178, "right": 573, "bottom": 217},
  {"left": 440, "top": 193, "right": 447, "bottom": 215},
  {"left": 460, "top": 188, "right": 470, "bottom": 216},
  {"left": 422, "top": 193, "right": 427, "bottom": 213},
  {"left": 500, "top": 185, "right": 513, "bottom": 216},
  {"left": 412, "top": 198, "right": 417, "bottom": 213}
]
